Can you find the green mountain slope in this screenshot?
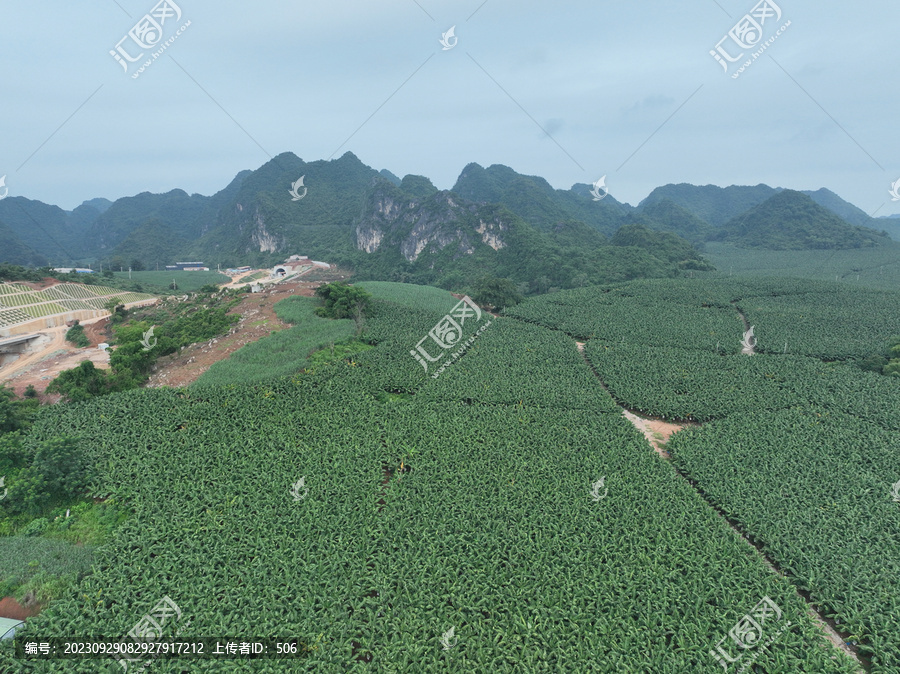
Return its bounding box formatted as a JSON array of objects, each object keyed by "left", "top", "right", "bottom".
[
  {"left": 0, "top": 197, "right": 98, "bottom": 263},
  {"left": 452, "top": 163, "right": 628, "bottom": 236},
  {"left": 715, "top": 190, "right": 890, "bottom": 250},
  {"left": 639, "top": 183, "right": 777, "bottom": 226},
  {"left": 110, "top": 219, "right": 192, "bottom": 268},
  {"left": 192, "top": 152, "right": 378, "bottom": 267},
  {"left": 347, "top": 178, "right": 704, "bottom": 289},
  {"left": 630, "top": 199, "right": 716, "bottom": 243},
  {"left": 801, "top": 188, "right": 875, "bottom": 228},
  {"left": 0, "top": 218, "right": 48, "bottom": 266}
]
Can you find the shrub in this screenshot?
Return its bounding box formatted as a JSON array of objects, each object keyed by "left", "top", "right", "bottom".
[
  {"left": 470, "top": 275, "right": 522, "bottom": 310},
  {"left": 22, "top": 518, "right": 49, "bottom": 537},
  {"left": 1, "top": 436, "right": 90, "bottom": 516},
  {"left": 64, "top": 322, "right": 90, "bottom": 348}
]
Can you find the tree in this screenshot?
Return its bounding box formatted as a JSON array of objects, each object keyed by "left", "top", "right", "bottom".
[
  {"left": 32, "top": 437, "right": 90, "bottom": 501},
  {"left": 0, "top": 386, "right": 38, "bottom": 434},
  {"left": 102, "top": 269, "right": 114, "bottom": 279},
  {"left": 45, "top": 360, "right": 112, "bottom": 402},
  {"left": 571, "top": 273, "right": 590, "bottom": 288},
  {"left": 2, "top": 436, "right": 90, "bottom": 516},
  {"left": 470, "top": 276, "right": 522, "bottom": 311},
  {"left": 108, "top": 323, "right": 159, "bottom": 380},
  {"left": 530, "top": 275, "right": 552, "bottom": 295},
  {"left": 65, "top": 321, "right": 90, "bottom": 348},
  {"left": 104, "top": 297, "right": 124, "bottom": 314},
  {"left": 104, "top": 298, "right": 128, "bottom": 325},
  {"left": 314, "top": 282, "right": 372, "bottom": 330}
]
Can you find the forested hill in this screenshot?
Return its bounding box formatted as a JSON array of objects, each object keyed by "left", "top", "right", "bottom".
[
  {"left": 339, "top": 177, "right": 708, "bottom": 290},
  {"left": 713, "top": 190, "right": 890, "bottom": 250},
  {"left": 1, "top": 152, "right": 893, "bottom": 286}
]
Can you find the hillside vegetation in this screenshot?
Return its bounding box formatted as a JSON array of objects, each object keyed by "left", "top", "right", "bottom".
[{"left": 4, "top": 277, "right": 899, "bottom": 671}]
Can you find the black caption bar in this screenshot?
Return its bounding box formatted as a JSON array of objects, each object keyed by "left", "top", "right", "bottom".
[{"left": 15, "top": 638, "right": 318, "bottom": 659}]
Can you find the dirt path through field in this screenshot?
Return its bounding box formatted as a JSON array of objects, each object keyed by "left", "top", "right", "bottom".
[
  {"left": 144, "top": 270, "right": 347, "bottom": 389},
  {"left": 222, "top": 270, "right": 264, "bottom": 288},
  {"left": 0, "top": 313, "right": 117, "bottom": 399},
  {"left": 573, "top": 339, "right": 861, "bottom": 668},
  {"left": 575, "top": 341, "right": 685, "bottom": 458},
  {"left": 732, "top": 302, "right": 757, "bottom": 355}
]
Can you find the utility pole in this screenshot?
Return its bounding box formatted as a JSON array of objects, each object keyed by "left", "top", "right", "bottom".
[{"left": 129, "top": 267, "right": 132, "bottom": 279}]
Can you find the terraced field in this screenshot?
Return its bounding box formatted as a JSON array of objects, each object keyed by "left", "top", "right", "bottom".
[{"left": 0, "top": 282, "right": 156, "bottom": 330}]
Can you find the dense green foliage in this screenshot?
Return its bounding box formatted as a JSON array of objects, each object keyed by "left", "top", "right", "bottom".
[
  {"left": 633, "top": 199, "right": 717, "bottom": 243},
  {"left": 0, "top": 198, "right": 97, "bottom": 264},
  {"left": 469, "top": 275, "right": 522, "bottom": 310},
  {"left": 344, "top": 177, "right": 709, "bottom": 293},
  {"left": 313, "top": 281, "right": 372, "bottom": 326},
  {"left": 583, "top": 342, "right": 900, "bottom": 428},
  {"left": 1, "top": 303, "right": 857, "bottom": 671},
  {"left": 505, "top": 277, "right": 900, "bottom": 670},
  {"left": 398, "top": 174, "right": 438, "bottom": 199},
  {"left": 108, "top": 219, "right": 191, "bottom": 271},
  {"left": 2, "top": 159, "right": 893, "bottom": 302},
  {"left": 0, "top": 386, "right": 39, "bottom": 434},
  {"left": 1, "top": 436, "right": 91, "bottom": 517},
  {"left": 6, "top": 278, "right": 899, "bottom": 671},
  {"left": 714, "top": 190, "right": 888, "bottom": 250},
  {"left": 735, "top": 287, "right": 900, "bottom": 359},
  {"left": 638, "top": 183, "right": 780, "bottom": 227},
  {"left": 505, "top": 277, "right": 900, "bottom": 360},
  {"left": 610, "top": 223, "right": 714, "bottom": 270},
  {"left": 702, "top": 241, "right": 900, "bottom": 292},
  {"left": 668, "top": 410, "right": 900, "bottom": 670},
  {"left": 355, "top": 282, "right": 459, "bottom": 313},
  {"left": 502, "top": 279, "right": 740, "bottom": 347},
  {"left": 0, "top": 384, "right": 118, "bottom": 609},
  {"left": 0, "top": 536, "right": 96, "bottom": 606},
  {"left": 857, "top": 336, "right": 900, "bottom": 377},
  {"left": 0, "top": 263, "right": 52, "bottom": 282},
  {"left": 451, "top": 162, "right": 629, "bottom": 236},
  {"left": 63, "top": 322, "right": 89, "bottom": 348},
  {"left": 45, "top": 361, "right": 123, "bottom": 401},
  {"left": 111, "top": 270, "right": 230, "bottom": 293}
]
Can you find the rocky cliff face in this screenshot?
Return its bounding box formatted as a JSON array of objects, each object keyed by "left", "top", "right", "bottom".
[
  {"left": 356, "top": 181, "right": 509, "bottom": 262},
  {"left": 249, "top": 207, "right": 284, "bottom": 253}
]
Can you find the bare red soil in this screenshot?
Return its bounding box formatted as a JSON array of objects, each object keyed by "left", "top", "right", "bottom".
[
  {"left": 0, "top": 596, "right": 42, "bottom": 620},
  {"left": 146, "top": 269, "right": 348, "bottom": 389}
]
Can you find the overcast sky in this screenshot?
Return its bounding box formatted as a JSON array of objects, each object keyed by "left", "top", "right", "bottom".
[{"left": 2, "top": 0, "right": 898, "bottom": 216}]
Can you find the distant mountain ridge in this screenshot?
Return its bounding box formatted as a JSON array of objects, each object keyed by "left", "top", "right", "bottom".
[
  {"left": 712, "top": 190, "right": 889, "bottom": 250},
  {"left": 347, "top": 176, "right": 703, "bottom": 288},
  {"left": 0, "top": 153, "right": 893, "bottom": 289}
]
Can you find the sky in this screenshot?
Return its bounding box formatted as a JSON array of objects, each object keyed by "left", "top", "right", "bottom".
[{"left": 2, "top": 0, "right": 898, "bottom": 216}]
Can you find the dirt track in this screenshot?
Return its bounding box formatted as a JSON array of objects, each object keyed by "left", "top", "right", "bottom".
[
  {"left": 145, "top": 269, "right": 346, "bottom": 389},
  {"left": 0, "top": 313, "right": 115, "bottom": 400}
]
